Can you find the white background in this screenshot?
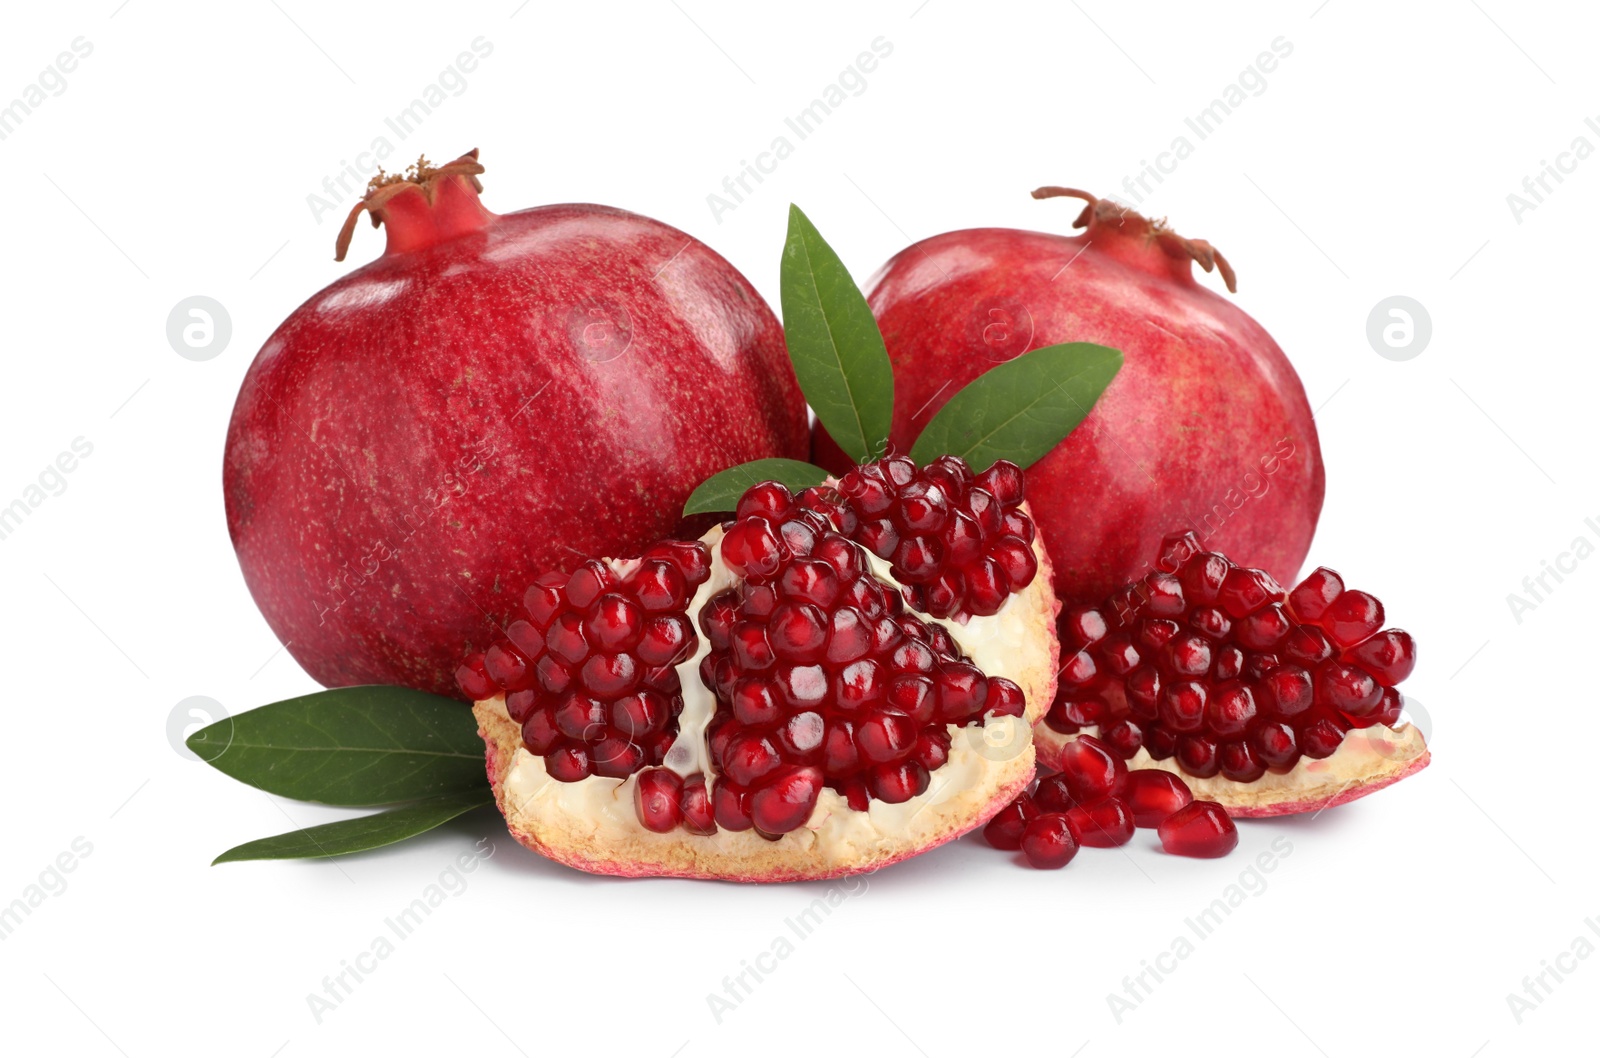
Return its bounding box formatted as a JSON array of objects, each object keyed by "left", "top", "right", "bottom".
[{"left": 0, "top": 2, "right": 1591, "bottom": 1055}]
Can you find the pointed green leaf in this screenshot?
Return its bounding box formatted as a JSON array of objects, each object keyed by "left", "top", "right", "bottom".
[
  {"left": 212, "top": 791, "right": 492, "bottom": 864},
  {"left": 909, "top": 343, "right": 1124, "bottom": 471},
  {"left": 683, "top": 458, "right": 831, "bottom": 515},
  {"left": 186, "top": 686, "right": 487, "bottom": 806},
  {"left": 780, "top": 204, "right": 894, "bottom": 463}
]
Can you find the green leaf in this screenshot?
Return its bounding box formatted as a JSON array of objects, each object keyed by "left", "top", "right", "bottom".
[
  {"left": 186, "top": 686, "right": 487, "bottom": 806},
  {"left": 683, "top": 458, "right": 831, "bottom": 515},
  {"left": 212, "top": 791, "right": 492, "bottom": 864},
  {"left": 780, "top": 204, "right": 894, "bottom": 463},
  {"left": 909, "top": 343, "right": 1124, "bottom": 471}
]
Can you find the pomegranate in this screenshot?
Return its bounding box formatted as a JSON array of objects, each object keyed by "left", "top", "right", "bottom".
[
  {"left": 460, "top": 455, "right": 1062, "bottom": 880},
  {"left": 1158, "top": 801, "right": 1239, "bottom": 858},
  {"left": 1033, "top": 531, "right": 1430, "bottom": 817},
  {"left": 225, "top": 150, "right": 808, "bottom": 697},
  {"left": 812, "top": 186, "right": 1324, "bottom": 610},
  {"left": 1020, "top": 814, "right": 1079, "bottom": 869}
]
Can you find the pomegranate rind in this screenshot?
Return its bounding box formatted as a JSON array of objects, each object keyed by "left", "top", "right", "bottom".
[
  {"left": 476, "top": 698, "right": 1035, "bottom": 881},
  {"left": 470, "top": 523, "right": 1059, "bottom": 881},
  {"left": 1034, "top": 722, "right": 1428, "bottom": 818}
]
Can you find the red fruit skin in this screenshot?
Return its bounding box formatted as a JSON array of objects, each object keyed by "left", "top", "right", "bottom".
[
  {"left": 814, "top": 203, "right": 1324, "bottom": 606},
  {"left": 226, "top": 170, "right": 807, "bottom": 696}
]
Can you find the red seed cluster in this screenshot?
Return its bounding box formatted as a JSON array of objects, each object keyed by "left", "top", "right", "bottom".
[
  {"left": 983, "top": 733, "right": 1232, "bottom": 867},
  {"left": 456, "top": 540, "right": 712, "bottom": 782},
  {"left": 1047, "top": 531, "right": 1417, "bottom": 781},
  {"left": 832, "top": 454, "right": 1040, "bottom": 619},
  {"left": 702, "top": 480, "right": 1027, "bottom": 837}
]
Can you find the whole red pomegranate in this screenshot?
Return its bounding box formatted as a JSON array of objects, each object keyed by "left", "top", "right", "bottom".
[
  {"left": 226, "top": 151, "right": 807, "bottom": 696},
  {"left": 813, "top": 187, "right": 1324, "bottom": 606}
]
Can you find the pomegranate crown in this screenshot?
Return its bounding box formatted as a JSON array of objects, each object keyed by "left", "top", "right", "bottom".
[
  {"left": 1031, "top": 186, "right": 1236, "bottom": 293},
  {"left": 335, "top": 148, "right": 492, "bottom": 262}
]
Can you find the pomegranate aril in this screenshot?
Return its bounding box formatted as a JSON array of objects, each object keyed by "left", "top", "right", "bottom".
[
  {"left": 1158, "top": 801, "right": 1238, "bottom": 858},
  {"left": 1066, "top": 798, "right": 1134, "bottom": 847},
  {"left": 505, "top": 619, "right": 545, "bottom": 660},
  {"left": 522, "top": 710, "right": 561, "bottom": 754},
  {"left": 712, "top": 780, "right": 753, "bottom": 831},
  {"left": 868, "top": 760, "right": 928, "bottom": 803},
  {"left": 1345, "top": 629, "right": 1416, "bottom": 687},
  {"left": 1251, "top": 721, "right": 1300, "bottom": 770},
  {"left": 1101, "top": 719, "right": 1144, "bottom": 758},
  {"left": 750, "top": 766, "right": 823, "bottom": 835},
  {"left": 1204, "top": 681, "right": 1256, "bottom": 737},
  {"left": 456, "top": 655, "right": 496, "bottom": 700},
  {"left": 1058, "top": 735, "right": 1127, "bottom": 802},
  {"left": 1321, "top": 589, "right": 1385, "bottom": 650},
  {"left": 1032, "top": 773, "right": 1078, "bottom": 813},
  {"left": 984, "top": 679, "right": 1026, "bottom": 718},
  {"left": 1287, "top": 567, "right": 1343, "bottom": 623},
  {"left": 679, "top": 776, "right": 717, "bottom": 835},
  {"left": 1177, "top": 734, "right": 1220, "bottom": 778},
  {"left": 1300, "top": 715, "right": 1348, "bottom": 759},
  {"left": 736, "top": 480, "right": 793, "bottom": 521},
  {"left": 857, "top": 710, "right": 918, "bottom": 763},
  {"left": 983, "top": 795, "right": 1039, "bottom": 850},
  {"left": 524, "top": 577, "right": 564, "bottom": 625},
  {"left": 1218, "top": 740, "right": 1265, "bottom": 783},
  {"left": 1261, "top": 666, "right": 1313, "bottom": 718},
  {"left": 1372, "top": 687, "right": 1405, "bottom": 727},
  {"left": 634, "top": 768, "right": 683, "bottom": 832},
  {"left": 1316, "top": 660, "right": 1382, "bottom": 718},
  {"left": 483, "top": 643, "right": 530, "bottom": 689},
  {"left": 591, "top": 736, "right": 644, "bottom": 779},
  {"left": 1218, "top": 567, "right": 1281, "bottom": 618},
  {"left": 505, "top": 689, "right": 539, "bottom": 724},
  {"left": 565, "top": 561, "right": 612, "bottom": 610},
  {"left": 1021, "top": 814, "right": 1080, "bottom": 869},
  {"left": 1061, "top": 605, "right": 1109, "bottom": 649},
  {"left": 1123, "top": 770, "right": 1194, "bottom": 828},
  {"left": 544, "top": 744, "right": 591, "bottom": 782},
  {"left": 912, "top": 730, "right": 949, "bottom": 770}
]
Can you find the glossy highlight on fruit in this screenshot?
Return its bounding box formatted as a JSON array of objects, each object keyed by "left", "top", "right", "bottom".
[{"left": 226, "top": 150, "right": 808, "bottom": 697}]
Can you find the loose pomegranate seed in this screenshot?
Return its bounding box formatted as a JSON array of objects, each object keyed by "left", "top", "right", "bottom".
[
  {"left": 819, "top": 454, "right": 1040, "bottom": 621},
  {"left": 1122, "top": 770, "right": 1194, "bottom": 828},
  {"left": 1032, "top": 773, "right": 1078, "bottom": 814},
  {"left": 1057, "top": 735, "right": 1127, "bottom": 802},
  {"left": 1066, "top": 798, "right": 1134, "bottom": 847},
  {"left": 983, "top": 795, "right": 1039, "bottom": 850},
  {"left": 1042, "top": 531, "right": 1417, "bottom": 783},
  {"left": 1158, "top": 800, "right": 1239, "bottom": 857},
  {"left": 455, "top": 540, "right": 712, "bottom": 795},
  {"left": 1020, "top": 814, "right": 1080, "bottom": 868}
]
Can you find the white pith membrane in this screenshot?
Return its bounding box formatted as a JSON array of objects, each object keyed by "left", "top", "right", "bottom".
[
  {"left": 472, "top": 523, "right": 1060, "bottom": 881},
  {"left": 1032, "top": 721, "right": 1430, "bottom": 818}
]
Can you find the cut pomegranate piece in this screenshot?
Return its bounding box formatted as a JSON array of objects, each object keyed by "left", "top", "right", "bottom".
[
  {"left": 1034, "top": 531, "right": 1428, "bottom": 817},
  {"left": 462, "top": 462, "right": 1061, "bottom": 880},
  {"left": 1158, "top": 801, "right": 1239, "bottom": 858}
]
